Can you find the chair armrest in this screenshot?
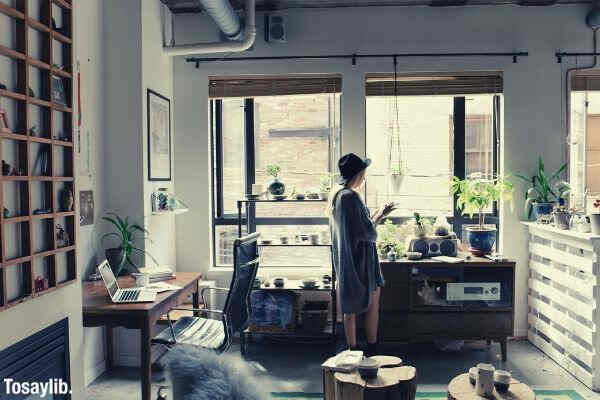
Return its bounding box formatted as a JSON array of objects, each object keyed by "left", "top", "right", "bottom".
[{"left": 200, "top": 287, "right": 229, "bottom": 307}]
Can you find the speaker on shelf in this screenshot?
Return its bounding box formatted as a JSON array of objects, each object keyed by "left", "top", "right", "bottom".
[
  {"left": 265, "top": 14, "right": 286, "bottom": 43},
  {"left": 406, "top": 236, "right": 459, "bottom": 257}
]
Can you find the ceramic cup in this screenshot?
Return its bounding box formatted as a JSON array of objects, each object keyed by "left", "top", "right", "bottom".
[
  {"left": 135, "top": 273, "right": 150, "bottom": 287},
  {"left": 469, "top": 367, "right": 478, "bottom": 385},
  {"left": 494, "top": 370, "right": 511, "bottom": 393},
  {"left": 475, "top": 363, "right": 495, "bottom": 397}
]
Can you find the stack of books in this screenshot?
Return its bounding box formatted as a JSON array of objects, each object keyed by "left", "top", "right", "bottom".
[{"left": 132, "top": 266, "right": 176, "bottom": 283}]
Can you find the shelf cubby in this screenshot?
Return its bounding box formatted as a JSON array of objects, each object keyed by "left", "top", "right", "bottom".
[
  {"left": 32, "top": 254, "right": 55, "bottom": 293},
  {"left": 5, "top": 262, "right": 32, "bottom": 306},
  {"left": 3, "top": 180, "right": 29, "bottom": 218},
  {"left": 0, "top": 0, "right": 75, "bottom": 312},
  {"left": 31, "top": 217, "right": 53, "bottom": 254},
  {"left": 3, "top": 221, "right": 30, "bottom": 261},
  {"left": 55, "top": 248, "right": 73, "bottom": 284}
]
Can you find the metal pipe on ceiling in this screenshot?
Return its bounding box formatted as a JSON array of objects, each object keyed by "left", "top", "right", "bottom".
[{"left": 163, "top": 0, "right": 256, "bottom": 56}]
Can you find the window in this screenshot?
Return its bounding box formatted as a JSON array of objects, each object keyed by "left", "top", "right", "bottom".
[
  {"left": 569, "top": 73, "right": 600, "bottom": 212},
  {"left": 210, "top": 76, "right": 341, "bottom": 267},
  {"left": 364, "top": 73, "right": 502, "bottom": 246}
]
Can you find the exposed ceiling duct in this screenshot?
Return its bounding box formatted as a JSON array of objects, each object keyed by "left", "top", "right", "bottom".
[{"left": 163, "top": 0, "right": 256, "bottom": 56}]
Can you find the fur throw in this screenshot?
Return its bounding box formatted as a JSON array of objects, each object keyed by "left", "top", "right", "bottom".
[{"left": 164, "top": 345, "right": 267, "bottom": 400}]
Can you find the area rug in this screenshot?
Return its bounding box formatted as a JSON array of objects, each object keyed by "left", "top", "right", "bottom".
[{"left": 270, "top": 389, "right": 585, "bottom": 400}]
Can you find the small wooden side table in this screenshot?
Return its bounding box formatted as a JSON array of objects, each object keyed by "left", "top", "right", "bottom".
[
  {"left": 323, "top": 355, "right": 416, "bottom": 400},
  {"left": 448, "top": 373, "right": 535, "bottom": 400}
]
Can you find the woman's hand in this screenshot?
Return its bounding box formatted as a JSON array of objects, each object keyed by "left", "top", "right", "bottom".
[{"left": 373, "top": 202, "right": 397, "bottom": 224}]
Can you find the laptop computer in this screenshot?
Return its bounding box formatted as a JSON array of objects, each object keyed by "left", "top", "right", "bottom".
[{"left": 98, "top": 260, "right": 157, "bottom": 303}]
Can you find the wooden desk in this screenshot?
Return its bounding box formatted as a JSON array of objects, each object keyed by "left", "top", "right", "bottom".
[{"left": 82, "top": 272, "right": 202, "bottom": 400}]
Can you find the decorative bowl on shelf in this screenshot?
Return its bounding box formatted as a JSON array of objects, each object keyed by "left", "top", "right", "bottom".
[
  {"left": 301, "top": 277, "right": 318, "bottom": 288},
  {"left": 260, "top": 239, "right": 273, "bottom": 245},
  {"left": 273, "top": 277, "right": 286, "bottom": 287},
  {"left": 295, "top": 193, "right": 306, "bottom": 200},
  {"left": 272, "top": 195, "right": 287, "bottom": 201}
]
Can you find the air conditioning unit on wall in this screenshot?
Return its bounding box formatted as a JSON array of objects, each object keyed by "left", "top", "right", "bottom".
[{"left": 265, "top": 14, "right": 286, "bottom": 43}]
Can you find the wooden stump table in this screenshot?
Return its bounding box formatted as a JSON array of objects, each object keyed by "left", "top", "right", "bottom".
[
  {"left": 448, "top": 373, "right": 535, "bottom": 400},
  {"left": 322, "top": 355, "right": 416, "bottom": 400}
]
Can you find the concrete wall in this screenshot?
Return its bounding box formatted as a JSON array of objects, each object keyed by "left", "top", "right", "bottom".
[
  {"left": 102, "top": 0, "right": 175, "bottom": 368},
  {"left": 0, "top": 0, "right": 106, "bottom": 395},
  {"left": 173, "top": 5, "right": 595, "bottom": 337}
]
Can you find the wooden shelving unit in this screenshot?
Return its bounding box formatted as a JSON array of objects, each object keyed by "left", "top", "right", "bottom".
[{"left": 0, "top": 0, "right": 75, "bottom": 311}]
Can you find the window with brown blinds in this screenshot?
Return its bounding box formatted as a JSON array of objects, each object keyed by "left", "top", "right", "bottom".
[
  {"left": 208, "top": 75, "right": 342, "bottom": 98},
  {"left": 572, "top": 75, "right": 600, "bottom": 91},
  {"left": 365, "top": 72, "right": 503, "bottom": 96}
]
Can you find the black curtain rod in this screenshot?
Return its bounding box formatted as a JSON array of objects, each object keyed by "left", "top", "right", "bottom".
[
  {"left": 186, "top": 51, "right": 529, "bottom": 67},
  {"left": 556, "top": 52, "right": 600, "bottom": 63}
]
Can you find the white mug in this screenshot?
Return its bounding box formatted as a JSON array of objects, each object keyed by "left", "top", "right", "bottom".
[
  {"left": 475, "top": 363, "right": 495, "bottom": 397},
  {"left": 135, "top": 273, "right": 150, "bottom": 287}
]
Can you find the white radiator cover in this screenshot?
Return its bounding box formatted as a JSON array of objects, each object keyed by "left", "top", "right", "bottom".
[{"left": 523, "top": 222, "right": 600, "bottom": 390}]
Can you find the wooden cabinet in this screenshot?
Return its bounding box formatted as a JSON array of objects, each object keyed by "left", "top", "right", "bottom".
[{"left": 378, "top": 258, "right": 515, "bottom": 361}]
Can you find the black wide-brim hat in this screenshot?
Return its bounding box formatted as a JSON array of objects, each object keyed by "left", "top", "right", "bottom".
[{"left": 337, "top": 153, "right": 371, "bottom": 185}]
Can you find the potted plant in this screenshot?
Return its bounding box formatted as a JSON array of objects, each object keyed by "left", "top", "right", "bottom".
[
  {"left": 552, "top": 205, "right": 571, "bottom": 230},
  {"left": 516, "top": 157, "right": 567, "bottom": 220},
  {"left": 450, "top": 174, "right": 514, "bottom": 256},
  {"left": 266, "top": 164, "right": 285, "bottom": 197},
  {"left": 376, "top": 219, "right": 404, "bottom": 260},
  {"left": 319, "top": 174, "right": 332, "bottom": 200},
  {"left": 413, "top": 212, "right": 427, "bottom": 237},
  {"left": 590, "top": 199, "right": 600, "bottom": 234},
  {"left": 101, "top": 212, "right": 158, "bottom": 276},
  {"left": 389, "top": 166, "right": 405, "bottom": 194}
]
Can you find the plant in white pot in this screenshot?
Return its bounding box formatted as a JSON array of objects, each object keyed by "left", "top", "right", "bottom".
[
  {"left": 516, "top": 157, "right": 567, "bottom": 221},
  {"left": 413, "top": 212, "right": 427, "bottom": 238},
  {"left": 319, "top": 174, "right": 332, "bottom": 200},
  {"left": 389, "top": 166, "right": 405, "bottom": 194},
  {"left": 450, "top": 174, "right": 514, "bottom": 256}
]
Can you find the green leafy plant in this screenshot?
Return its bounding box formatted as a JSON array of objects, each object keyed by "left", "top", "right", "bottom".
[
  {"left": 413, "top": 212, "right": 424, "bottom": 227},
  {"left": 266, "top": 164, "right": 281, "bottom": 179},
  {"left": 515, "top": 157, "right": 568, "bottom": 219},
  {"left": 377, "top": 219, "right": 404, "bottom": 257},
  {"left": 320, "top": 174, "right": 333, "bottom": 193},
  {"left": 101, "top": 212, "right": 158, "bottom": 275},
  {"left": 450, "top": 174, "right": 514, "bottom": 230}
]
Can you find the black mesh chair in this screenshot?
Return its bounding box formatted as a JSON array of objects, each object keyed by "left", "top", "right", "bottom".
[{"left": 153, "top": 232, "right": 260, "bottom": 354}]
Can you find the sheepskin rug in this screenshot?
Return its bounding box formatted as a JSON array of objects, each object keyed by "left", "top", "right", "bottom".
[{"left": 164, "top": 345, "right": 269, "bottom": 400}]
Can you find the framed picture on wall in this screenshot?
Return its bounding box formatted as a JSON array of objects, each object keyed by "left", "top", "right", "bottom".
[{"left": 147, "top": 89, "right": 171, "bottom": 181}]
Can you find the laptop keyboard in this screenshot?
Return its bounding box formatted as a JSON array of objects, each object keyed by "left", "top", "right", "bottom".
[{"left": 118, "top": 290, "right": 140, "bottom": 302}]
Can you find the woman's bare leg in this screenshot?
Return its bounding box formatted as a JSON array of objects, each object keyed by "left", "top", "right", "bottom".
[
  {"left": 365, "top": 287, "right": 381, "bottom": 344},
  {"left": 343, "top": 313, "right": 357, "bottom": 348}
]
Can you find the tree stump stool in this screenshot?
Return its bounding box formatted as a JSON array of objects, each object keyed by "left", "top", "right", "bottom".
[
  {"left": 447, "top": 373, "right": 535, "bottom": 400},
  {"left": 334, "top": 365, "right": 417, "bottom": 400},
  {"left": 322, "top": 356, "right": 403, "bottom": 400}
]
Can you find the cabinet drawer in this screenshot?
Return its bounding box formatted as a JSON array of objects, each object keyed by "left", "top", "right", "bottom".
[
  {"left": 381, "top": 263, "right": 410, "bottom": 283},
  {"left": 407, "top": 313, "right": 512, "bottom": 336},
  {"left": 380, "top": 284, "right": 409, "bottom": 311}
]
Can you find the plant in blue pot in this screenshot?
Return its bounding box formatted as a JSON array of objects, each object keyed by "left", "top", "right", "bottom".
[
  {"left": 515, "top": 157, "right": 568, "bottom": 221},
  {"left": 266, "top": 164, "right": 286, "bottom": 198},
  {"left": 451, "top": 174, "right": 514, "bottom": 256}
]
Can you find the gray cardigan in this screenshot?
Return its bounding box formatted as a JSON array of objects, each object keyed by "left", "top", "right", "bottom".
[{"left": 329, "top": 189, "right": 385, "bottom": 314}]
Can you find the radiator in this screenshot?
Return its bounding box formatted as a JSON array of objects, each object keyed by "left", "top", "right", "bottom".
[{"left": 524, "top": 222, "right": 599, "bottom": 390}]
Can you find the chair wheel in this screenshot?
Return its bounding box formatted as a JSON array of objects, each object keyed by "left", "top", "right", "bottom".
[{"left": 157, "top": 386, "right": 168, "bottom": 400}]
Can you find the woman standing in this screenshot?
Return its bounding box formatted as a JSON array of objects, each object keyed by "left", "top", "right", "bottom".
[{"left": 328, "top": 153, "right": 396, "bottom": 356}]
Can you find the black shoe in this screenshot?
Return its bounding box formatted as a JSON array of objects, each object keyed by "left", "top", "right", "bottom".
[{"left": 365, "top": 342, "right": 378, "bottom": 357}]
